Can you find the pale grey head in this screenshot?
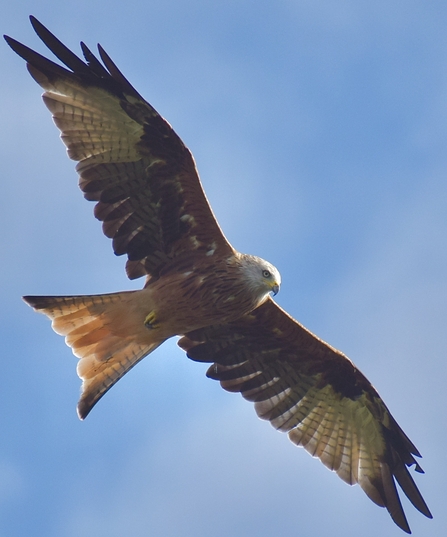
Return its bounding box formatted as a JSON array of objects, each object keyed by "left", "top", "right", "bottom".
[{"left": 239, "top": 254, "right": 281, "bottom": 305}]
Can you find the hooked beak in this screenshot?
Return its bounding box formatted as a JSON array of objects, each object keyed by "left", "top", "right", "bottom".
[{"left": 271, "top": 283, "right": 280, "bottom": 296}]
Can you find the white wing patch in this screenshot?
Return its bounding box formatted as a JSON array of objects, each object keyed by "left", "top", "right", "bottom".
[{"left": 32, "top": 70, "right": 145, "bottom": 171}]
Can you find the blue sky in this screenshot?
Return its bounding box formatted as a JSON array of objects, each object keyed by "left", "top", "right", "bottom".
[{"left": 1, "top": 1, "right": 446, "bottom": 536}]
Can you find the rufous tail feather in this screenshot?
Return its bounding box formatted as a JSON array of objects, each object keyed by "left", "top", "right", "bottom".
[{"left": 23, "top": 292, "right": 164, "bottom": 419}]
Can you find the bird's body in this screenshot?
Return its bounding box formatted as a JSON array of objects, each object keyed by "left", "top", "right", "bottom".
[
  {"left": 5, "top": 17, "right": 431, "bottom": 533},
  {"left": 142, "top": 251, "right": 280, "bottom": 335}
]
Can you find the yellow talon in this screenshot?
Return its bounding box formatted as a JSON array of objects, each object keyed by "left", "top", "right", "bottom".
[{"left": 144, "top": 311, "right": 159, "bottom": 329}]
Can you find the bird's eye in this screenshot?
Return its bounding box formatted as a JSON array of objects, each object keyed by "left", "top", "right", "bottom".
[{"left": 262, "top": 269, "right": 271, "bottom": 278}]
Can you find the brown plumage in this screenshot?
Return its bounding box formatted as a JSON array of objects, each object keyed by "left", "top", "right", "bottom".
[{"left": 5, "top": 17, "right": 431, "bottom": 533}]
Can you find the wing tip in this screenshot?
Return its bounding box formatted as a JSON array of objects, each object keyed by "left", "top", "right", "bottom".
[{"left": 29, "top": 15, "right": 41, "bottom": 31}]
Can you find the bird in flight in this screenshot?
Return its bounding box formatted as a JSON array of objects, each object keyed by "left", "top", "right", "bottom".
[{"left": 5, "top": 16, "right": 431, "bottom": 533}]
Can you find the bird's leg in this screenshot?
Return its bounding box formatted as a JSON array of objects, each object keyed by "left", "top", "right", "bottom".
[{"left": 144, "top": 310, "right": 159, "bottom": 329}]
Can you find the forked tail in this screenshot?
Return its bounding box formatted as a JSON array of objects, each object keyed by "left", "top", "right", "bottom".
[{"left": 23, "top": 291, "right": 164, "bottom": 419}]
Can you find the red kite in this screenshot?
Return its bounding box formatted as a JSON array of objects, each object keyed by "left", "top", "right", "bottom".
[{"left": 5, "top": 17, "right": 431, "bottom": 533}]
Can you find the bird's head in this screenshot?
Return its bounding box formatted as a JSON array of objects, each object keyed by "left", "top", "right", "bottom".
[{"left": 240, "top": 254, "right": 281, "bottom": 303}]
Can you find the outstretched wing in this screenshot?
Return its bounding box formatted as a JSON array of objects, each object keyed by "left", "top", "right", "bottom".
[
  {"left": 4, "top": 17, "right": 233, "bottom": 281},
  {"left": 179, "top": 298, "right": 432, "bottom": 533}
]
